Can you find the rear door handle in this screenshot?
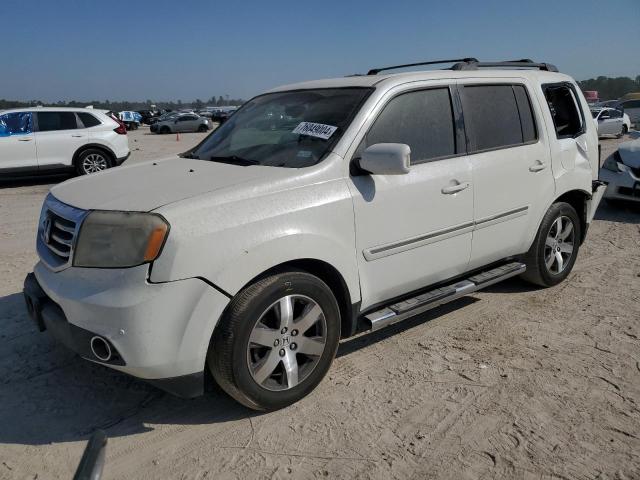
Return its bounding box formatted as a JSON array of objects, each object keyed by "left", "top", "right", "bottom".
[
  {"left": 441, "top": 181, "right": 470, "bottom": 195},
  {"left": 71, "top": 134, "right": 83, "bottom": 138},
  {"left": 17, "top": 138, "right": 33, "bottom": 142},
  {"left": 529, "top": 161, "right": 546, "bottom": 172}
]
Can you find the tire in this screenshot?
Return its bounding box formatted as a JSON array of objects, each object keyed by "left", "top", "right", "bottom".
[
  {"left": 622, "top": 125, "right": 628, "bottom": 136},
  {"left": 159, "top": 126, "right": 170, "bottom": 134},
  {"left": 208, "top": 270, "right": 341, "bottom": 410},
  {"left": 520, "top": 202, "right": 581, "bottom": 287},
  {"left": 75, "top": 148, "right": 113, "bottom": 176},
  {"left": 197, "top": 124, "right": 208, "bottom": 132}
]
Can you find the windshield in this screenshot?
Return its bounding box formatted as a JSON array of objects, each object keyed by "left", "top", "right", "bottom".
[{"left": 190, "top": 87, "right": 372, "bottom": 168}]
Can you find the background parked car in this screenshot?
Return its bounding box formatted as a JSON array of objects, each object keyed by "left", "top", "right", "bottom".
[
  {"left": 617, "top": 99, "right": 640, "bottom": 126},
  {"left": 591, "top": 107, "right": 631, "bottom": 137},
  {"left": 600, "top": 138, "right": 640, "bottom": 206},
  {"left": 118, "top": 111, "right": 142, "bottom": 130},
  {"left": 0, "top": 107, "right": 129, "bottom": 176},
  {"left": 150, "top": 113, "right": 210, "bottom": 134},
  {"left": 136, "top": 109, "right": 161, "bottom": 125}
]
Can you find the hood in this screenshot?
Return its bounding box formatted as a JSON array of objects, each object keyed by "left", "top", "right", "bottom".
[
  {"left": 51, "top": 157, "right": 287, "bottom": 211},
  {"left": 618, "top": 139, "right": 640, "bottom": 169}
]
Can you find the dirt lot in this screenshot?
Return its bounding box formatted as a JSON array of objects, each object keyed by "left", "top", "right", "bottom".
[{"left": 1, "top": 129, "right": 639, "bottom": 480}]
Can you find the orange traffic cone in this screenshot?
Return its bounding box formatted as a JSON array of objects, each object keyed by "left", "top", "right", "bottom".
[{"left": 176, "top": 132, "right": 180, "bottom": 141}]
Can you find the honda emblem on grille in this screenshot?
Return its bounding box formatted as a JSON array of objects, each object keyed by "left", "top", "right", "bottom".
[{"left": 42, "top": 216, "right": 53, "bottom": 244}]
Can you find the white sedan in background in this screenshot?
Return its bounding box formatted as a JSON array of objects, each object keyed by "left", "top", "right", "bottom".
[{"left": 591, "top": 107, "right": 631, "bottom": 137}]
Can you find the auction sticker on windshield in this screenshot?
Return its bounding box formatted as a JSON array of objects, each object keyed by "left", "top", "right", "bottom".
[{"left": 292, "top": 122, "right": 338, "bottom": 140}]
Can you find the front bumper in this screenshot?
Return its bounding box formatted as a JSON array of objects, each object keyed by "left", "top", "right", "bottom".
[
  {"left": 23, "top": 263, "right": 230, "bottom": 397},
  {"left": 600, "top": 167, "right": 640, "bottom": 202}
]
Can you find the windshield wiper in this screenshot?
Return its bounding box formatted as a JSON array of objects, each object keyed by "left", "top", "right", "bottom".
[
  {"left": 209, "top": 155, "right": 260, "bottom": 166},
  {"left": 181, "top": 152, "right": 199, "bottom": 159}
]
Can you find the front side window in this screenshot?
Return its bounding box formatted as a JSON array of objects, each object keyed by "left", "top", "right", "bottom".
[
  {"left": 543, "top": 84, "right": 584, "bottom": 138},
  {"left": 36, "top": 112, "right": 78, "bottom": 132},
  {"left": 0, "top": 112, "right": 33, "bottom": 137},
  {"left": 460, "top": 84, "right": 534, "bottom": 152},
  {"left": 360, "top": 88, "right": 456, "bottom": 163},
  {"left": 191, "top": 88, "right": 372, "bottom": 168}
]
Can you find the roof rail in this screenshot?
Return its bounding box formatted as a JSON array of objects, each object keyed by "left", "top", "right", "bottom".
[
  {"left": 451, "top": 59, "right": 558, "bottom": 72},
  {"left": 367, "top": 58, "right": 479, "bottom": 75}
]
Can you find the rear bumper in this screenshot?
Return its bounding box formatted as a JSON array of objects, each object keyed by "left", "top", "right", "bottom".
[
  {"left": 23, "top": 263, "right": 230, "bottom": 397},
  {"left": 115, "top": 151, "right": 130, "bottom": 166}
]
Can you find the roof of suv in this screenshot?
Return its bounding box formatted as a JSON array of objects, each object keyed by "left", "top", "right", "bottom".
[
  {"left": 0, "top": 106, "right": 110, "bottom": 115},
  {"left": 268, "top": 68, "right": 573, "bottom": 93}
]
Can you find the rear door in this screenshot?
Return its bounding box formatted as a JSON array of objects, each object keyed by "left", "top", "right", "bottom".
[
  {"left": 0, "top": 112, "right": 37, "bottom": 171},
  {"left": 349, "top": 84, "right": 474, "bottom": 309},
  {"left": 34, "top": 111, "right": 88, "bottom": 167},
  {"left": 177, "top": 115, "right": 199, "bottom": 132},
  {"left": 458, "top": 81, "right": 554, "bottom": 269}
]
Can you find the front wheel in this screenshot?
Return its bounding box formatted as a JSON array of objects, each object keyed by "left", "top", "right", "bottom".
[
  {"left": 521, "top": 202, "right": 581, "bottom": 287},
  {"left": 197, "top": 124, "right": 208, "bottom": 132},
  {"left": 208, "top": 271, "right": 341, "bottom": 410}
]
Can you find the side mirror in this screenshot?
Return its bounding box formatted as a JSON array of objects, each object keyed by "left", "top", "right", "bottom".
[{"left": 358, "top": 143, "right": 411, "bottom": 175}]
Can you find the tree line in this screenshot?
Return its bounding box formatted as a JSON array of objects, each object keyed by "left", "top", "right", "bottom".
[
  {"left": 577, "top": 76, "right": 640, "bottom": 100},
  {"left": 0, "top": 96, "right": 245, "bottom": 111}
]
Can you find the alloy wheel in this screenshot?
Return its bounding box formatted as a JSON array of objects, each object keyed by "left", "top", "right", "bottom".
[
  {"left": 544, "top": 215, "right": 575, "bottom": 274},
  {"left": 82, "top": 153, "right": 108, "bottom": 174},
  {"left": 247, "top": 295, "right": 327, "bottom": 391}
]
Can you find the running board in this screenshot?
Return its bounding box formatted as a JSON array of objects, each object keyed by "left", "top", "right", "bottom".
[{"left": 364, "top": 262, "right": 526, "bottom": 331}]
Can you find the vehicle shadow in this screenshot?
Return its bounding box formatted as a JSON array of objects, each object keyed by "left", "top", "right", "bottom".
[
  {"left": 594, "top": 200, "right": 640, "bottom": 224},
  {"left": 0, "top": 174, "right": 70, "bottom": 189}
]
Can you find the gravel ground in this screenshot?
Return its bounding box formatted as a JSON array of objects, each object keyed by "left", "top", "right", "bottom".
[{"left": 0, "top": 129, "right": 639, "bottom": 480}]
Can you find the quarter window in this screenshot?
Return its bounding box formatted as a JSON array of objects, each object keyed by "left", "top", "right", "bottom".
[
  {"left": 0, "top": 112, "right": 33, "bottom": 136},
  {"left": 543, "top": 85, "right": 584, "bottom": 138},
  {"left": 36, "top": 112, "right": 78, "bottom": 132},
  {"left": 460, "top": 85, "right": 534, "bottom": 152},
  {"left": 78, "top": 112, "right": 101, "bottom": 128},
  {"left": 362, "top": 88, "right": 456, "bottom": 163}
]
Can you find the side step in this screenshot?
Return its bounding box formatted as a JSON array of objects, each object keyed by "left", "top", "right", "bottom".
[{"left": 364, "top": 262, "right": 526, "bottom": 331}]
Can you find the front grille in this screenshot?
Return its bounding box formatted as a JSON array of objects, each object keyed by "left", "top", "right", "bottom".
[{"left": 37, "top": 195, "right": 88, "bottom": 271}]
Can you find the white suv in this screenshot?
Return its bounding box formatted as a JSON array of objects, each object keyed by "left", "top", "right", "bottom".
[
  {"left": 24, "top": 59, "right": 606, "bottom": 410},
  {"left": 0, "top": 107, "right": 130, "bottom": 177}
]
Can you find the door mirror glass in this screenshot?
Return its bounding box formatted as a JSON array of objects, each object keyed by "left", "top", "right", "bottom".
[{"left": 358, "top": 143, "right": 411, "bottom": 175}]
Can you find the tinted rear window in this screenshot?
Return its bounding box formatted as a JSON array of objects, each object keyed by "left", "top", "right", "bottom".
[
  {"left": 37, "top": 112, "right": 78, "bottom": 132},
  {"left": 461, "top": 85, "right": 525, "bottom": 152},
  {"left": 78, "top": 112, "right": 101, "bottom": 128}
]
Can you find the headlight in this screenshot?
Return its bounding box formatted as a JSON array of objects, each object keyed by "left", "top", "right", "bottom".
[
  {"left": 602, "top": 152, "right": 626, "bottom": 173},
  {"left": 73, "top": 211, "right": 169, "bottom": 268}
]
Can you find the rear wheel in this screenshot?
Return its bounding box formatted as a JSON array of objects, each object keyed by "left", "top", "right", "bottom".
[
  {"left": 198, "top": 124, "right": 208, "bottom": 132},
  {"left": 621, "top": 124, "right": 628, "bottom": 136},
  {"left": 76, "top": 149, "right": 113, "bottom": 175},
  {"left": 521, "top": 202, "right": 581, "bottom": 287},
  {"left": 208, "top": 271, "right": 340, "bottom": 410},
  {"left": 159, "top": 126, "right": 170, "bottom": 134}
]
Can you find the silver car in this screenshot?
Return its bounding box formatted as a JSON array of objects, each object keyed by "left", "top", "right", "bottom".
[
  {"left": 150, "top": 114, "right": 209, "bottom": 134},
  {"left": 600, "top": 139, "right": 640, "bottom": 205}
]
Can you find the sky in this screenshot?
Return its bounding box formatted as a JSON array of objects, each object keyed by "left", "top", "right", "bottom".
[{"left": 1, "top": 0, "right": 639, "bottom": 102}]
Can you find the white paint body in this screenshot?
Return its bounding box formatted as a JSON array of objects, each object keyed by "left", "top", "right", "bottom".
[
  {"left": 0, "top": 107, "right": 129, "bottom": 173},
  {"left": 33, "top": 69, "right": 601, "bottom": 382}
]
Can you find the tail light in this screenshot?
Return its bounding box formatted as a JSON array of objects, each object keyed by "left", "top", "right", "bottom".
[{"left": 108, "top": 112, "right": 127, "bottom": 135}]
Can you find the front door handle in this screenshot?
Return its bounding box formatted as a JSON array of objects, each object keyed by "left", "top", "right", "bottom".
[
  {"left": 18, "top": 138, "right": 33, "bottom": 142},
  {"left": 71, "top": 134, "right": 83, "bottom": 138},
  {"left": 441, "top": 181, "right": 470, "bottom": 195},
  {"left": 529, "top": 161, "right": 547, "bottom": 172}
]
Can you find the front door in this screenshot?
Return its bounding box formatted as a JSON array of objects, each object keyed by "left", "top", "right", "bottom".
[
  {"left": 458, "top": 81, "right": 555, "bottom": 269},
  {"left": 0, "top": 112, "right": 37, "bottom": 171},
  {"left": 348, "top": 85, "right": 473, "bottom": 310}
]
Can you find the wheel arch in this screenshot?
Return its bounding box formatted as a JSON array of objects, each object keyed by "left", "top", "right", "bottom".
[
  {"left": 224, "top": 258, "right": 359, "bottom": 340},
  {"left": 553, "top": 189, "right": 591, "bottom": 244},
  {"left": 72, "top": 143, "right": 116, "bottom": 167}
]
